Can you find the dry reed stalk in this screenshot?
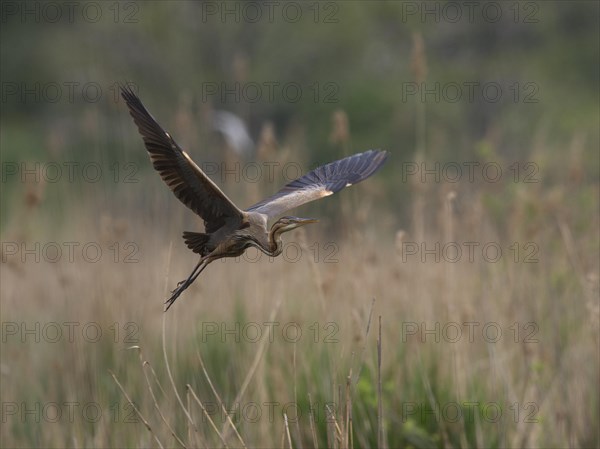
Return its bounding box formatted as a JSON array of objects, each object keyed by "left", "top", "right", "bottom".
[
  {"left": 196, "top": 350, "right": 247, "bottom": 448},
  {"left": 329, "top": 109, "right": 351, "bottom": 156},
  {"left": 376, "top": 316, "right": 385, "bottom": 449},
  {"left": 186, "top": 384, "right": 230, "bottom": 448},
  {"left": 325, "top": 403, "right": 343, "bottom": 448},
  {"left": 221, "top": 295, "right": 284, "bottom": 440},
  {"left": 257, "top": 121, "right": 278, "bottom": 162},
  {"left": 308, "top": 393, "right": 319, "bottom": 448},
  {"left": 109, "top": 370, "right": 165, "bottom": 448},
  {"left": 329, "top": 107, "right": 358, "bottom": 237},
  {"left": 410, "top": 32, "right": 428, "bottom": 244},
  {"left": 417, "top": 349, "right": 451, "bottom": 448},
  {"left": 442, "top": 189, "right": 470, "bottom": 446},
  {"left": 135, "top": 347, "right": 187, "bottom": 447},
  {"left": 557, "top": 216, "right": 593, "bottom": 302},
  {"left": 280, "top": 422, "right": 286, "bottom": 449},
  {"left": 284, "top": 413, "right": 293, "bottom": 448},
  {"left": 186, "top": 388, "right": 193, "bottom": 447},
  {"left": 298, "top": 229, "right": 328, "bottom": 317},
  {"left": 292, "top": 344, "right": 303, "bottom": 449},
  {"left": 344, "top": 372, "right": 352, "bottom": 449},
  {"left": 161, "top": 243, "right": 199, "bottom": 433}
]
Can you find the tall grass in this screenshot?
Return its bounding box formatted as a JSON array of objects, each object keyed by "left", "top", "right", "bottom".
[{"left": 1, "top": 118, "right": 598, "bottom": 447}]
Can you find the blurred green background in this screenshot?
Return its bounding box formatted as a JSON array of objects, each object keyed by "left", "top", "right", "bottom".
[
  {"left": 1, "top": 2, "right": 599, "bottom": 448},
  {"left": 2, "top": 1, "right": 598, "bottom": 226}
]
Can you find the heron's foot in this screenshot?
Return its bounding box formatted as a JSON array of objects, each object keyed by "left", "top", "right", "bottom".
[
  {"left": 165, "top": 287, "right": 182, "bottom": 311},
  {"left": 171, "top": 278, "right": 189, "bottom": 293},
  {"left": 165, "top": 280, "right": 188, "bottom": 311}
]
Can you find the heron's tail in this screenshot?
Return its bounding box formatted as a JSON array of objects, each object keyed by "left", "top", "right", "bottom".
[{"left": 182, "top": 231, "right": 211, "bottom": 256}]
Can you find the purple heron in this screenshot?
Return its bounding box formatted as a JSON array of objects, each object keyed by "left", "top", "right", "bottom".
[{"left": 121, "top": 87, "right": 388, "bottom": 310}]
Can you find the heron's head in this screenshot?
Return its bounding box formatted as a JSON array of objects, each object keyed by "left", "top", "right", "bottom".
[{"left": 271, "top": 216, "right": 318, "bottom": 236}]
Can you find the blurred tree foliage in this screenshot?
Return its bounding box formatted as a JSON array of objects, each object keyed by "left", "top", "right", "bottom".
[{"left": 1, "top": 1, "right": 598, "bottom": 220}]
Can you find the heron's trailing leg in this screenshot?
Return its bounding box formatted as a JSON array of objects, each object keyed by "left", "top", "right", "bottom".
[{"left": 165, "top": 256, "right": 212, "bottom": 311}]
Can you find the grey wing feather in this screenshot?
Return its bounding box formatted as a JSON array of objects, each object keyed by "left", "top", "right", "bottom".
[
  {"left": 246, "top": 149, "right": 388, "bottom": 218},
  {"left": 121, "top": 86, "right": 244, "bottom": 233}
]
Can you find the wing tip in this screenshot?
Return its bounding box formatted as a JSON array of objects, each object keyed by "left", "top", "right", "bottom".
[
  {"left": 356, "top": 148, "right": 389, "bottom": 180},
  {"left": 119, "top": 83, "right": 138, "bottom": 103},
  {"left": 365, "top": 148, "right": 390, "bottom": 162}
]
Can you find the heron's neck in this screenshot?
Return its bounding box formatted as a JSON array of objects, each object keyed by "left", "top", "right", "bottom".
[{"left": 266, "top": 228, "right": 283, "bottom": 256}]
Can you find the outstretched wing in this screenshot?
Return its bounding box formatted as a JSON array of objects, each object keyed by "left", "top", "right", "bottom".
[
  {"left": 246, "top": 149, "right": 388, "bottom": 218},
  {"left": 121, "top": 86, "right": 244, "bottom": 233}
]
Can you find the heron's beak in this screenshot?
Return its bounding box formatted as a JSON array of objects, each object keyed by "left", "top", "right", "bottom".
[
  {"left": 297, "top": 218, "right": 318, "bottom": 226},
  {"left": 280, "top": 217, "right": 319, "bottom": 232},
  {"left": 284, "top": 217, "right": 318, "bottom": 232}
]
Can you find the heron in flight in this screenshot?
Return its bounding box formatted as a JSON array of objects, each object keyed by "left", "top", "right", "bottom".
[{"left": 121, "top": 87, "right": 389, "bottom": 310}]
